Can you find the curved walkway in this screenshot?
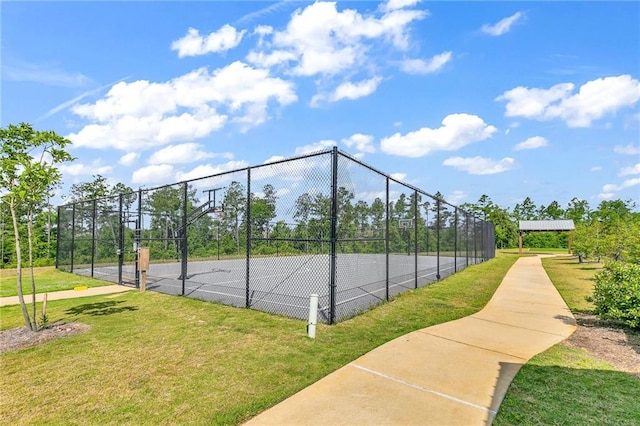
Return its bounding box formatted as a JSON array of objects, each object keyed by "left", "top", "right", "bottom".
[
  {"left": 244, "top": 255, "right": 577, "bottom": 425},
  {"left": 0, "top": 285, "right": 132, "bottom": 307}
]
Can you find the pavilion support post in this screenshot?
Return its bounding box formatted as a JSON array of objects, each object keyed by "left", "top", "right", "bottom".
[{"left": 518, "top": 231, "right": 523, "bottom": 255}]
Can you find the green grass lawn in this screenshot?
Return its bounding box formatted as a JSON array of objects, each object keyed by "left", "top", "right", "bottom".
[
  {"left": 0, "top": 266, "right": 113, "bottom": 297},
  {"left": 501, "top": 247, "right": 570, "bottom": 255},
  {"left": 541, "top": 255, "right": 599, "bottom": 313},
  {"left": 1, "top": 254, "right": 517, "bottom": 425},
  {"left": 494, "top": 345, "right": 640, "bottom": 426},
  {"left": 494, "top": 255, "right": 640, "bottom": 426}
]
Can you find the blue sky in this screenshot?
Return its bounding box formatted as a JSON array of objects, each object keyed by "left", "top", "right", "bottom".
[{"left": 2, "top": 0, "right": 639, "bottom": 211}]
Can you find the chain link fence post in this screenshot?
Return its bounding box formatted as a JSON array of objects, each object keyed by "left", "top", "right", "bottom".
[
  {"left": 329, "top": 147, "right": 338, "bottom": 324},
  {"left": 246, "top": 167, "right": 251, "bottom": 309}
]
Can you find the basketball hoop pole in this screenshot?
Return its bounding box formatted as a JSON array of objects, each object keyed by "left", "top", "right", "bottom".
[
  {"left": 203, "top": 187, "right": 225, "bottom": 212},
  {"left": 399, "top": 219, "right": 413, "bottom": 256},
  {"left": 407, "top": 227, "right": 410, "bottom": 256}
]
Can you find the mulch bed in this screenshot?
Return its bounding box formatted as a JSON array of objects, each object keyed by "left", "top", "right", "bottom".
[
  {"left": 0, "top": 322, "right": 91, "bottom": 354},
  {"left": 565, "top": 314, "right": 640, "bottom": 378}
]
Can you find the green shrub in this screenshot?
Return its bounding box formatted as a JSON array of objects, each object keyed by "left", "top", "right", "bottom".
[{"left": 587, "top": 262, "right": 640, "bottom": 329}]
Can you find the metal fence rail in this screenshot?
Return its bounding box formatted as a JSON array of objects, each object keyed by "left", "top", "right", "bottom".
[{"left": 57, "top": 148, "right": 495, "bottom": 323}]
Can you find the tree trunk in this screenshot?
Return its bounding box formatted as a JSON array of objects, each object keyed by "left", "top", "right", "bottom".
[
  {"left": 9, "top": 199, "right": 33, "bottom": 330},
  {"left": 27, "top": 211, "right": 38, "bottom": 331}
]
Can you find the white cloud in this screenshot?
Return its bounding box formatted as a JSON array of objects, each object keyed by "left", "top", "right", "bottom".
[
  {"left": 399, "top": 51, "right": 452, "bottom": 74},
  {"left": 119, "top": 152, "right": 140, "bottom": 167},
  {"left": 246, "top": 1, "right": 426, "bottom": 77},
  {"left": 442, "top": 156, "right": 515, "bottom": 175},
  {"left": 481, "top": 11, "right": 524, "bottom": 36},
  {"left": 38, "top": 76, "right": 130, "bottom": 121},
  {"left": 446, "top": 190, "right": 467, "bottom": 205},
  {"left": 619, "top": 163, "right": 640, "bottom": 176},
  {"left": 171, "top": 25, "right": 246, "bottom": 57},
  {"left": 513, "top": 136, "right": 548, "bottom": 151},
  {"left": 380, "top": 113, "right": 497, "bottom": 157},
  {"left": 381, "top": 0, "right": 422, "bottom": 12},
  {"left": 342, "top": 133, "right": 376, "bottom": 154},
  {"left": 263, "top": 155, "right": 287, "bottom": 164},
  {"left": 241, "top": 1, "right": 429, "bottom": 105},
  {"left": 598, "top": 192, "right": 615, "bottom": 200},
  {"left": 59, "top": 161, "right": 113, "bottom": 177},
  {"left": 497, "top": 83, "right": 574, "bottom": 119},
  {"left": 390, "top": 172, "right": 407, "bottom": 181},
  {"left": 599, "top": 178, "right": 640, "bottom": 199},
  {"left": 236, "top": 2, "right": 298, "bottom": 25},
  {"left": 148, "top": 143, "right": 232, "bottom": 165},
  {"left": 496, "top": 75, "right": 640, "bottom": 127},
  {"left": 246, "top": 49, "right": 297, "bottom": 68},
  {"left": 132, "top": 165, "right": 175, "bottom": 184},
  {"left": 312, "top": 77, "right": 383, "bottom": 106},
  {"left": 294, "top": 140, "right": 337, "bottom": 155},
  {"left": 175, "top": 161, "right": 250, "bottom": 182},
  {"left": 590, "top": 166, "right": 602, "bottom": 172},
  {"left": 67, "top": 62, "right": 297, "bottom": 150},
  {"left": 68, "top": 110, "right": 228, "bottom": 152},
  {"left": 332, "top": 77, "right": 383, "bottom": 101},
  {"left": 614, "top": 143, "right": 640, "bottom": 155}
]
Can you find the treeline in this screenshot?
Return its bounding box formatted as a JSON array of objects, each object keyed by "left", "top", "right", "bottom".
[
  {"left": 460, "top": 195, "right": 640, "bottom": 263},
  {"left": 53, "top": 176, "right": 488, "bottom": 267},
  {"left": 2, "top": 174, "right": 638, "bottom": 268}
]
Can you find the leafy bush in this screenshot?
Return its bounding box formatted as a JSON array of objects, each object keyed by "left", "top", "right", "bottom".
[{"left": 587, "top": 262, "right": 640, "bottom": 329}]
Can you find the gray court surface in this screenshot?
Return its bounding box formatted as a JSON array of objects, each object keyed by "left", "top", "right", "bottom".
[{"left": 76, "top": 254, "right": 476, "bottom": 322}]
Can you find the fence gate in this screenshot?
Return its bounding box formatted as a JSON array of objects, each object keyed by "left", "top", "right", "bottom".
[{"left": 119, "top": 206, "right": 139, "bottom": 287}]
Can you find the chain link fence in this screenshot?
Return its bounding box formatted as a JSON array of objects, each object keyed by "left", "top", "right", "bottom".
[{"left": 57, "top": 148, "right": 495, "bottom": 323}]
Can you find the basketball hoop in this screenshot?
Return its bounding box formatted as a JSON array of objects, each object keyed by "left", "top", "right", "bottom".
[
  {"left": 398, "top": 218, "right": 413, "bottom": 230},
  {"left": 212, "top": 207, "right": 225, "bottom": 219}
]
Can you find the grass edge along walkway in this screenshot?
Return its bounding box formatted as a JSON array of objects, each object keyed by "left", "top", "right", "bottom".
[
  {"left": 1, "top": 254, "right": 517, "bottom": 425},
  {"left": 0, "top": 266, "right": 113, "bottom": 297},
  {"left": 494, "top": 256, "right": 640, "bottom": 426}
]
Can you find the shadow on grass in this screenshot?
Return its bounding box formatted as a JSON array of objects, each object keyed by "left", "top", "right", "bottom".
[
  {"left": 65, "top": 301, "right": 138, "bottom": 317},
  {"left": 494, "top": 364, "right": 640, "bottom": 425},
  {"left": 578, "top": 266, "right": 603, "bottom": 271}
]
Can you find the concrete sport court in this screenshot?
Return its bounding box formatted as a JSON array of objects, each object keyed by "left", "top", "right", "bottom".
[{"left": 74, "top": 253, "right": 475, "bottom": 322}]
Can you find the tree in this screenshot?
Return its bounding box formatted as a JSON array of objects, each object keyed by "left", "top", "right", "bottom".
[
  {"left": 565, "top": 197, "right": 590, "bottom": 224},
  {"left": 251, "top": 184, "right": 277, "bottom": 238},
  {"left": 513, "top": 197, "right": 537, "bottom": 220},
  {"left": 222, "top": 181, "right": 246, "bottom": 254},
  {"left": 65, "top": 174, "right": 111, "bottom": 202},
  {"left": 1, "top": 123, "right": 73, "bottom": 331},
  {"left": 544, "top": 200, "right": 565, "bottom": 220}
]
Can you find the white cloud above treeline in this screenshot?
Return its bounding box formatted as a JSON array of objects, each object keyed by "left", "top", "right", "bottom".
[
  {"left": 399, "top": 51, "right": 452, "bottom": 74},
  {"left": 614, "top": 143, "right": 640, "bottom": 155},
  {"left": 67, "top": 0, "right": 442, "bottom": 156},
  {"left": 442, "top": 156, "right": 516, "bottom": 175},
  {"left": 496, "top": 75, "right": 640, "bottom": 127},
  {"left": 481, "top": 12, "right": 524, "bottom": 36},
  {"left": 171, "top": 25, "right": 246, "bottom": 57},
  {"left": 380, "top": 113, "right": 497, "bottom": 157},
  {"left": 67, "top": 62, "right": 297, "bottom": 151},
  {"left": 148, "top": 143, "right": 233, "bottom": 165},
  {"left": 514, "top": 136, "right": 548, "bottom": 151}
]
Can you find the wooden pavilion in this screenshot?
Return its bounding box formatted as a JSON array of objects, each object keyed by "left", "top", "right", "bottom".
[{"left": 518, "top": 220, "right": 576, "bottom": 254}]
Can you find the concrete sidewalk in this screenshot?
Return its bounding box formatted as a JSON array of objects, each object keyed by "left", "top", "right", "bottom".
[
  {"left": 0, "top": 285, "right": 133, "bottom": 307},
  {"left": 244, "top": 255, "right": 576, "bottom": 425}
]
